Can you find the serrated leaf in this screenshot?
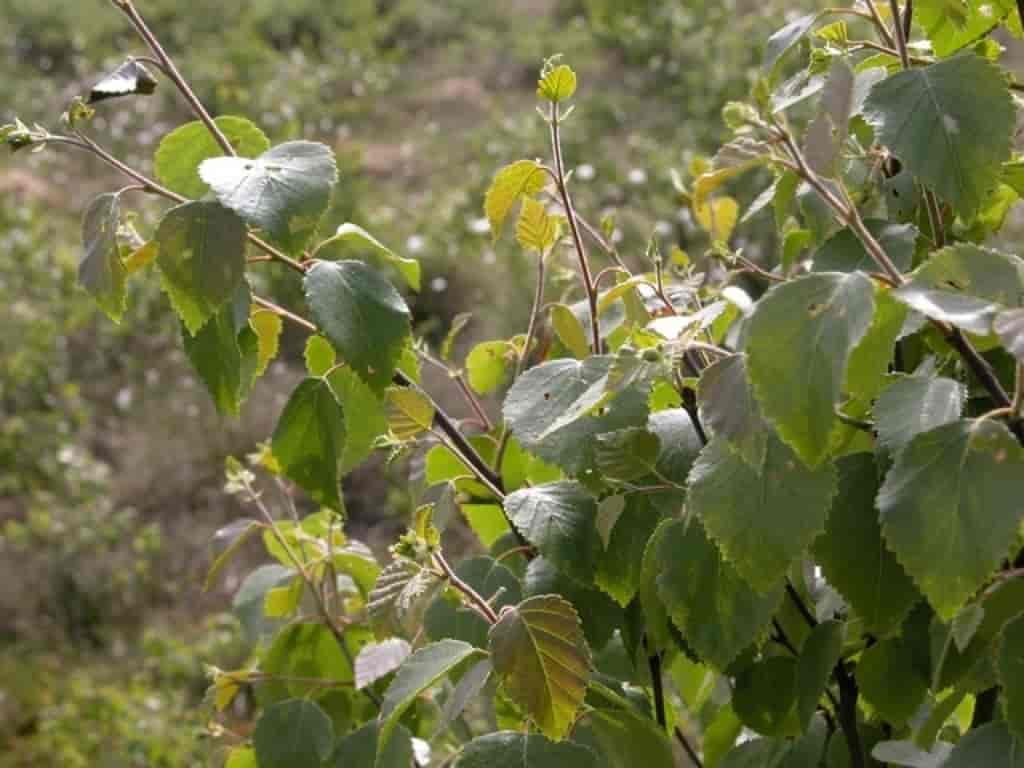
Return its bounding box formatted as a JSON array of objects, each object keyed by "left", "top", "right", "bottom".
[
  {"left": 873, "top": 375, "right": 965, "bottom": 456},
  {"left": 1001, "top": 614, "right": 1024, "bottom": 742},
  {"left": 368, "top": 560, "right": 444, "bottom": 637},
  {"left": 733, "top": 656, "right": 802, "bottom": 737},
  {"left": 688, "top": 436, "right": 837, "bottom": 593},
  {"left": 523, "top": 557, "right": 623, "bottom": 652},
  {"left": 698, "top": 354, "right": 769, "bottom": 468},
  {"left": 504, "top": 482, "right": 599, "bottom": 584},
  {"left": 812, "top": 220, "right": 917, "bottom": 274},
  {"left": 333, "top": 721, "right": 414, "bottom": 768},
  {"left": 537, "top": 64, "right": 577, "bottom": 102},
  {"left": 844, "top": 288, "right": 908, "bottom": 401},
  {"left": 550, "top": 303, "right": 590, "bottom": 359},
  {"left": 764, "top": 13, "right": 819, "bottom": 70},
  {"left": 250, "top": 309, "right": 282, "bottom": 377},
  {"left": 385, "top": 386, "right": 435, "bottom": 441},
  {"left": 695, "top": 196, "right": 739, "bottom": 242},
  {"left": 488, "top": 594, "right": 590, "bottom": 740},
  {"left": 576, "top": 703, "right": 675, "bottom": 768},
  {"left": 258, "top": 622, "right": 358, "bottom": 703},
  {"left": 454, "top": 732, "right": 598, "bottom": 768},
  {"left": 271, "top": 377, "right": 346, "bottom": 510},
  {"left": 304, "top": 260, "right": 411, "bottom": 391},
  {"left": 253, "top": 699, "right": 334, "bottom": 768},
  {"left": 155, "top": 200, "right": 248, "bottom": 335},
  {"left": 87, "top": 58, "right": 157, "bottom": 103},
  {"left": 996, "top": 308, "right": 1024, "bottom": 361},
  {"left": 355, "top": 638, "right": 412, "bottom": 690},
  {"left": 79, "top": 192, "right": 127, "bottom": 322},
  {"left": 858, "top": 638, "right": 928, "bottom": 723},
  {"left": 878, "top": 419, "right": 1024, "bottom": 621},
  {"left": 484, "top": 160, "right": 547, "bottom": 240},
  {"left": 746, "top": 272, "right": 876, "bottom": 467},
  {"left": 813, "top": 454, "right": 920, "bottom": 637},
  {"left": 595, "top": 493, "right": 662, "bottom": 607},
  {"left": 378, "top": 639, "right": 482, "bottom": 757},
  {"left": 466, "top": 340, "right": 513, "bottom": 394},
  {"left": 154, "top": 116, "right": 270, "bottom": 199},
  {"left": 200, "top": 141, "right": 337, "bottom": 253},
  {"left": 517, "top": 197, "right": 560, "bottom": 252},
  {"left": 305, "top": 334, "right": 336, "bottom": 376},
  {"left": 656, "top": 518, "right": 783, "bottom": 668},
  {"left": 892, "top": 244, "right": 1024, "bottom": 334},
  {"left": 594, "top": 427, "right": 660, "bottom": 482},
  {"left": 863, "top": 53, "right": 1014, "bottom": 218},
  {"left": 315, "top": 222, "right": 420, "bottom": 291},
  {"left": 796, "top": 620, "right": 842, "bottom": 731}
]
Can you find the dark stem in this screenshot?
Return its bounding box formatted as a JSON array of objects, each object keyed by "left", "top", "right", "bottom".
[
  {"left": 648, "top": 651, "right": 667, "bottom": 727},
  {"left": 674, "top": 727, "right": 704, "bottom": 768},
  {"left": 835, "top": 664, "right": 865, "bottom": 768},
  {"left": 888, "top": 0, "right": 912, "bottom": 68},
  {"left": 434, "top": 552, "right": 499, "bottom": 624},
  {"left": 972, "top": 687, "right": 999, "bottom": 728},
  {"left": 902, "top": 0, "right": 914, "bottom": 42}
]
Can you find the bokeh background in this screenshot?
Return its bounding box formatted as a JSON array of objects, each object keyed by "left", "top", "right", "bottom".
[{"left": 0, "top": 1, "right": 836, "bottom": 764}]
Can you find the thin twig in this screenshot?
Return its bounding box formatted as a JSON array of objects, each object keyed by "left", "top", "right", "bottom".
[
  {"left": 674, "top": 727, "right": 704, "bottom": 768},
  {"left": 433, "top": 552, "right": 499, "bottom": 624},
  {"left": 887, "top": 0, "right": 912, "bottom": 69}
]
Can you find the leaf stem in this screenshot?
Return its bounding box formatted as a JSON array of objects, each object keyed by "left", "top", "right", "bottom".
[{"left": 433, "top": 552, "right": 499, "bottom": 624}]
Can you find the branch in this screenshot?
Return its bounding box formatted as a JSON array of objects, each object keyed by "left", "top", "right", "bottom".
[
  {"left": 888, "top": 0, "right": 912, "bottom": 69},
  {"left": 434, "top": 552, "right": 499, "bottom": 624}
]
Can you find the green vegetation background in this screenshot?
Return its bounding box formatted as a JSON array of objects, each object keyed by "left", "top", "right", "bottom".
[{"left": 0, "top": 1, "right": 816, "bottom": 764}]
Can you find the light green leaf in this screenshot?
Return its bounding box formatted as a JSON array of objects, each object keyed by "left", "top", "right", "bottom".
[
  {"left": 550, "top": 303, "right": 590, "bottom": 359},
  {"left": 812, "top": 220, "right": 916, "bottom": 274},
  {"left": 271, "top": 377, "right": 346, "bottom": 511},
  {"left": 378, "top": 639, "right": 482, "bottom": 757},
  {"left": 863, "top": 53, "right": 1014, "bottom": 218},
  {"left": 199, "top": 140, "right": 337, "bottom": 253},
  {"left": 385, "top": 386, "right": 435, "bottom": 441},
  {"left": 154, "top": 116, "right": 270, "bottom": 199},
  {"left": 916, "top": 0, "right": 1016, "bottom": 58},
  {"left": 537, "top": 64, "right": 578, "bottom": 102},
  {"left": 258, "top": 623, "right": 357, "bottom": 703},
  {"left": 844, "top": 288, "right": 908, "bottom": 401},
  {"left": 873, "top": 375, "right": 965, "bottom": 456},
  {"left": 942, "top": 722, "right": 1024, "bottom": 768},
  {"left": 466, "top": 340, "right": 513, "bottom": 394},
  {"left": 796, "top": 620, "right": 843, "bottom": 731},
  {"left": 656, "top": 518, "right": 783, "bottom": 668},
  {"left": 252, "top": 699, "right": 334, "bottom": 768},
  {"left": 484, "top": 160, "right": 547, "bottom": 240},
  {"left": 892, "top": 244, "right": 1024, "bottom": 334},
  {"left": 225, "top": 748, "right": 256, "bottom": 768},
  {"left": 764, "top": 14, "right": 819, "bottom": 70},
  {"left": 858, "top": 638, "right": 928, "bottom": 723},
  {"left": 504, "top": 482, "right": 599, "bottom": 584},
  {"left": 878, "top": 419, "right": 1024, "bottom": 621},
  {"left": 326, "top": 367, "right": 388, "bottom": 474},
  {"left": 517, "top": 197, "right": 560, "bottom": 252},
  {"left": 79, "top": 192, "right": 127, "bottom": 322},
  {"left": 689, "top": 436, "right": 837, "bottom": 594},
  {"left": 746, "top": 272, "right": 875, "bottom": 467},
  {"left": 488, "top": 594, "right": 591, "bottom": 740},
  {"left": 315, "top": 222, "right": 420, "bottom": 291},
  {"left": 1000, "top": 613, "right": 1024, "bottom": 742},
  {"left": 332, "top": 722, "right": 413, "bottom": 768},
  {"left": 733, "top": 656, "right": 801, "bottom": 737},
  {"left": 155, "top": 200, "right": 248, "bottom": 335},
  {"left": 454, "top": 732, "right": 598, "bottom": 768},
  {"left": 595, "top": 493, "right": 663, "bottom": 607},
  {"left": 813, "top": 455, "right": 919, "bottom": 637},
  {"left": 250, "top": 309, "right": 283, "bottom": 377},
  {"left": 304, "top": 260, "right": 411, "bottom": 391},
  {"left": 304, "top": 334, "right": 336, "bottom": 376}
]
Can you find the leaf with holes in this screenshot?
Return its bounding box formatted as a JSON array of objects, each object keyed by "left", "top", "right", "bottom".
[{"left": 79, "top": 193, "right": 127, "bottom": 322}]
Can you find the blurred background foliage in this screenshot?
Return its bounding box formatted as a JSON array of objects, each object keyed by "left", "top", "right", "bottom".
[{"left": 0, "top": 0, "right": 819, "bottom": 763}]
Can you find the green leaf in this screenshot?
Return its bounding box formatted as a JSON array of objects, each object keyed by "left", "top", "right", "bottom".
[
  {"left": 873, "top": 375, "right": 965, "bottom": 456},
  {"left": 154, "top": 116, "right": 270, "bottom": 199},
  {"left": 503, "top": 357, "right": 650, "bottom": 475},
  {"left": 259, "top": 623, "right": 357, "bottom": 702},
  {"left": 719, "top": 716, "right": 829, "bottom": 767},
  {"left": 504, "top": 482, "right": 599, "bottom": 584},
  {"left": 378, "top": 639, "right": 482, "bottom": 757},
  {"left": 204, "top": 519, "right": 260, "bottom": 592},
  {"left": 385, "top": 386, "right": 435, "bottom": 441},
  {"left": 698, "top": 354, "right": 769, "bottom": 468},
  {"left": 271, "top": 377, "right": 346, "bottom": 511},
  {"left": 304, "top": 260, "right": 412, "bottom": 391},
  {"left": 252, "top": 699, "right": 334, "bottom": 768},
  {"left": 878, "top": 419, "right": 1024, "bottom": 621},
  {"left": 871, "top": 740, "right": 952, "bottom": 768},
  {"left": 656, "top": 519, "right": 783, "bottom": 668},
  {"left": 315, "top": 222, "right": 420, "bottom": 291},
  {"left": 537, "top": 64, "right": 578, "bottom": 102},
  {"left": 812, "top": 221, "right": 916, "bottom": 274},
  {"left": 594, "top": 428, "right": 660, "bottom": 482},
  {"left": 454, "top": 732, "right": 598, "bottom": 768},
  {"left": 999, "top": 613, "right": 1024, "bottom": 742},
  {"left": 425, "top": 556, "right": 521, "bottom": 648},
  {"left": 436, "top": 659, "right": 493, "bottom": 737},
  {"left": 466, "top": 340, "right": 513, "bottom": 394},
  {"left": 155, "top": 200, "right": 248, "bottom": 335},
  {"left": 484, "top": 160, "right": 547, "bottom": 240},
  {"left": 354, "top": 638, "right": 411, "bottom": 690},
  {"left": 488, "top": 594, "right": 591, "bottom": 740},
  {"left": 733, "top": 656, "right": 802, "bottom": 737},
  {"left": 250, "top": 309, "right": 283, "bottom": 377},
  {"left": 858, "top": 638, "right": 929, "bottom": 724},
  {"left": 863, "top": 53, "right": 1015, "bottom": 218},
  {"left": 326, "top": 367, "right": 387, "bottom": 474},
  {"left": 844, "top": 288, "right": 908, "bottom": 401},
  {"left": 232, "top": 564, "right": 292, "bottom": 640},
  {"left": 995, "top": 308, "right": 1024, "bottom": 361},
  {"left": 796, "top": 620, "right": 843, "bottom": 731},
  {"left": 764, "top": 14, "right": 819, "bottom": 70},
  {"left": 550, "top": 304, "right": 590, "bottom": 359},
  {"left": 199, "top": 141, "right": 338, "bottom": 253},
  {"left": 813, "top": 455, "right": 919, "bottom": 637},
  {"left": 943, "top": 723, "right": 1024, "bottom": 768},
  {"left": 892, "top": 244, "right": 1024, "bottom": 334},
  {"left": 79, "top": 192, "right": 127, "bottom": 322},
  {"left": 576, "top": 705, "right": 675, "bottom": 768},
  {"left": 523, "top": 557, "right": 623, "bottom": 652},
  {"left": 368, "top": 559, "right": 444, "bottom": 637},
  {"left": 517, "top": 197, "right": 560, "bottom": 252},
  {"left": 87, "top": 59, "right": 157, "bottom": 103},
  {"left": 225, "top": 748, "right": 256, "bottom": 768},
  {"left": 332, "top": 721, "right": 413, "bottom": 768},
  {"left": 595, "top": 493, "right": 663, "bottom": 607},
  {"left": 689, "top": 436, "right": 837, "bottom": 594},
  {"left": 916, "top": 0, "right": 1017, "bottom": 58},
  {"left": 746, "top": 272, "right": 875, "bottom": 467}
]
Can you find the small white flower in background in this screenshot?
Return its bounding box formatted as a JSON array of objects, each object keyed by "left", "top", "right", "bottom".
[
  {"left": 468, "top": 217, "right": 491, "bottom": 235},
  {"left": 482, "top": 249, "right": 497, "bottom": 265},
  {"left": 611, "top": 228, "right": 624, "bottom": 244},
  {"left": 406, "top": 234, "right": 426, "bottom": 254},
  {"left": 431, "top": 276, "right": 448, "bottom": 293},
  {"left": 576, "top": 163, "right": 595, "bottom": 181},
  {"left": 115, "top": 387, "right": 134, "bottom": 411},
  {"left": 627, "top": 168, "right": 648, "bottom": 185},
  {"left": 654, "top": 220, "right": 673, "bottom": 237}
]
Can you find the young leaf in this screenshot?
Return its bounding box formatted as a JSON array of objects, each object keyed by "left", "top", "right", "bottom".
[
  {"left": 466, "top": 340, "right": 513, "bottom": 394},
  {"left": 304, "top": 260, "right": 412, "bottom": 391},
  {"left": 488, "top": 595, "right": 591, "bottom": 740},
  {"left": 199, "top": 141, "right": 338, "bottom": 253},
  {"left": 764, "top": 13, "right": 820, "bottom": 70},
  {"left": 385, "top": 387, "right": 436, "bottom": 441},
  {"left": 154, "top": 116, "right": 270, "bottom": 199},
  {"left": 537, "top": 64, "right": 577, "bottom": 103},
  {"left": 873, "top": 375, "right": 965, "bottom": 456},
  {"left": 550, "top": 304, "right": 590, "bottom": 359},
  {"left": 249, "top": 309, "right": 283, "bottom": 377},
  {"left": 271, "top": 377, "right": 346, "bottom": 511},
  {"left": 315, "top": 223, "right": 421, "bottom": 291},
  {"left": 454, "top": 732, "right": 598, "bottom": 768},
  {"left": 484, "top": 160, "right": 547, "bottom": 240},
  {"left": 79, "top": 192, "right": 127, "bottom": 322},
  {"left": 813, "top": 455, "right": 920, "bottom": 637},
  {"left": 746, "top": 272, "right": 875, "bottom": 467},
  {"left": 694, "top": 197, "right": 739, "bottom": 242},
  {"left": 878, "top": 419, "right": 1024, "bottom": 621},
  {"left": 999, "top": 614, "right": 1024, "bottom": 742},
  {"left": 87, "top": 58, "right": 157, "bottom": 103},
  {"left": 368, "top": 560, "right": 444, "bottom": 638},
  {"left": 863, "top": 53, "right": 1014, "bottom": 219},
  {"left": 252, "top": 699, "right": 334, "bottom": 768},
  {"left": 155, "top": 201, "right": 248, "bottom": 335},
  {"left": 378, "top": 639, "right": 483, "bottom": 757},
  {"left": 858, "top": 638, "right": 929, "bottom": 724},
  {"left": 517, "top": 197, "right": 560, "bottom": 252},
  {"left": 333, "top": 722, "right": 414, "bottom": 768},
  {"left": 503, "top": 482, "right": 599, "bottom": 584},
  {"left": 656, "top": 519, "right": 783, "bottom": 669}
]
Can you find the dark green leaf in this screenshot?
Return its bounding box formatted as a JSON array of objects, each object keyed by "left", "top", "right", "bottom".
[
  {"left": 575, "top": 705, "right": 675, "bottom": 768},
  {"left": 796, "top": 620, "right": 843, "bottom": 730},
  {"left": 252, "top": 699, "right": 334, "bottom": 768},
  {"left": 733, "top": 656, "right": 802, "bottom": 737},
  {"left": 595, "top": 493, "right": 663, "bottom": 607},
  {"left": 812, "top": 221, "right": 916, "bottom": 274},
  {"left": 425, "top": 557, "right": 521, "bottom": 648},
  {"left": 454, "top": 732, "right": 598, "bottom": 768},
  {"left": 315, "top": 223, "right": 420, "bottom": 291},
  {"left": 332, "top": 721, "right": 413, "bottom": 768},
  {"left": 271, "top": 377, "right": 346, "bottom": 511},
  {"left": 200, "top": 141, "right": 338, "bottom": 253},
  {"left": 154, "top": 116, "right": 270, "bottom": 199},
  {"left": 845, "top": 288, "right": 909, "bottom": 401},
  {"left": 259, "top": 623, "right": 358, "bottom": 703},
  {"left": 858, "top": 638, "right": 928, "bottom": 723},
  {"left": 764, "top": 14, "right": 819, "bottom": 70},
  {"left": 698, "top": 354, "right": 769, "bottom": 468},
  {"left": 155, "top": 200, "right": 248, "bottom": 335},
  {"left": 594, "top": 428, "right": 660, "bottom": 482},
  {"left": 878, "top": 419, "right": 1024, "bottom": 621},
  {"left": 1000, "top": 613, "right": 1024, "bottom": 741},
  {"left": 304, "top": 260, "right": 411, "bottom": 391},
  {"left": 524, "top": 556, "right": 623, "bottom": 651},
  {"left": 943, "top": 722, "right": 1024, "bottom": 768},
  {"left": 87, "top": 59, "right": 157, "bottom": 103},
  {"left": 873, "top": 375, "right": 965, "bottom": 456},
  {"left": 79, "top": 192, "right": 127, "bottom": 322}
]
